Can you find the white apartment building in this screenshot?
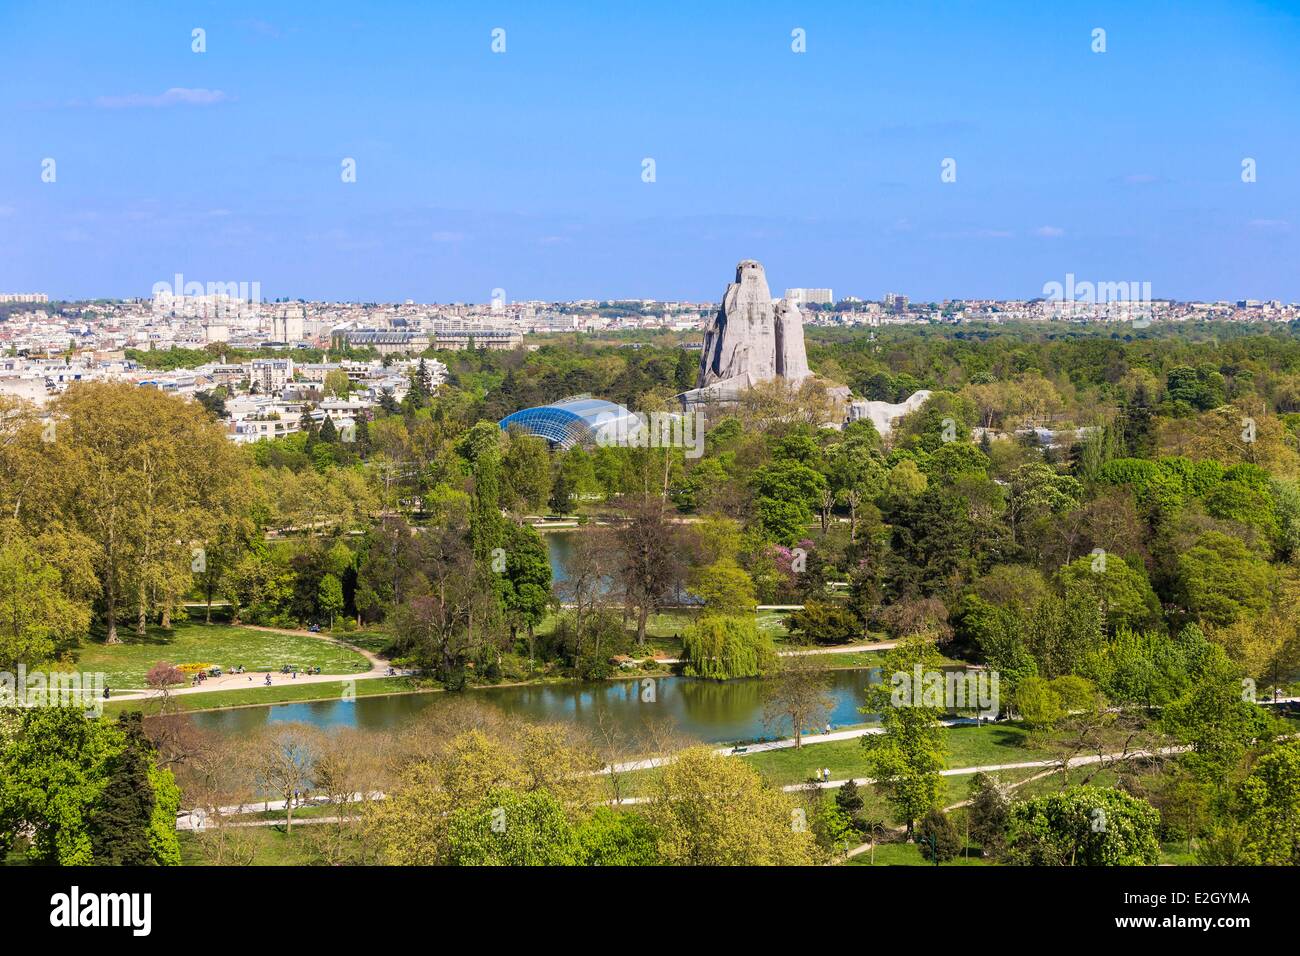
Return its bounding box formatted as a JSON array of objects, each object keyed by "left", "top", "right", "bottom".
[
  {"left": 247, "top": 358, "right": 294, "bottom": 393},
  {"left": 784, "top": 288, "right": 834, "bottom": 306}
]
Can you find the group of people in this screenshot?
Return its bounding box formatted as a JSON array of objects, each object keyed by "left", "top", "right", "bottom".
[
  {"left": 180, "top": 664, "right": 327, "bottom": 687},
  {"left": 244, "top": 664, "right": 325, "bottom": 683}
]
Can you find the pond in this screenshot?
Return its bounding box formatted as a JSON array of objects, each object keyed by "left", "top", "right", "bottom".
[
  {"left": 192, "top": 669, "right": 883, "bottom": 744},
  {"left": 545, "top": 528, "right": 576, "bottom": 583}
]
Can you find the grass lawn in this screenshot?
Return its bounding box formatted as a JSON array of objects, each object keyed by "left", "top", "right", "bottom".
[
  {"left": 534, "top": 609, "right": 692, "bottom": 655},
  {"left": 842, "top": 841, "right": 994, "bottom": 866},
  {"left": 334, "top": 628, "right": 392, "bottom": 654},
  {"left": 740, "top": 722, "right": 1051, "bottom": 788},
  {"left": 799, "top": 649, "right": 889, "bottom": 669},
  {"left": 77, "top": 621, "right": 372, "bottom": 689},
  {"left": 608, "top": 723, "right": 1052, "bottom": 801},
  {"left": 179, "top": 827, "right": 317, "bottom": 866},
  {"left": 102, "top": 675, "right": 425, "bottom": 715},
  {"left": 756, "top": 610, "right": 790, "bottom": 638}
]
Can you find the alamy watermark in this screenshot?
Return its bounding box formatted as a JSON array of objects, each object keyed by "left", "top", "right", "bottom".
[
  {"left": 889, "top": 666, "right": 1000, "bottom": 719},
  {"left": 1042, "top": 273, "right": 1152, "bottom": 325},
  {"left": 593, "top": 410, "right": 705, "bottom": 459},
  {"left": 0, "top": 666, "right": 107, "bottom": 716},
  {"left": 151, "top": 272, "right": 262, "bottom": 319}
]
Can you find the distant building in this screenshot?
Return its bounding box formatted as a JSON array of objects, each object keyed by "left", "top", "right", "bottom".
[
  {"left": 271, "top": 307, "right": 305, "bottom": 342},
  {"left": 784, "top": 288, "right": 833, "bottom": 306},
  {"left": 883, "top": 293, "right": 909, "bottom": 313},
  {"left": 0, "top": 293, "right": 49, "bottom": 304},
  {"left": 341, "top": 328, "right": 522, "bottom": 354},
  {"left": 247, "top": 358, "right": 294, "bottom": 393}
]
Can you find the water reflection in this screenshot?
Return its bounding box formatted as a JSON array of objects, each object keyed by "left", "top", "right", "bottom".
[{"left": 192, "top": 669, "right": 882, "bottom": 744}]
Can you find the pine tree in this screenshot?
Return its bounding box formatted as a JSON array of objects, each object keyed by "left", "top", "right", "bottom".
[
  {"left": 916, "top": 809, "right": 962, "bottom": 862},
  {"left": 835, "top": 778, "right": 865, "bottom": 819},
  {"left": 89, "top": 714, "right": 157, "bottom": 865},
  {"left": 549, "top": 469, "right": 572, "bottom": 515}
]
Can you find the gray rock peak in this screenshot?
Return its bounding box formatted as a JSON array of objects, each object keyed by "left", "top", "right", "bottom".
[{"left": 697, "top": 259, "right": 809, "bottom": 389}]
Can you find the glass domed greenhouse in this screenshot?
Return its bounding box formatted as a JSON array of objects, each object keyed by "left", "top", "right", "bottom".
[{"left": 498, "top": 395, "right": 643, "bottom": 450}]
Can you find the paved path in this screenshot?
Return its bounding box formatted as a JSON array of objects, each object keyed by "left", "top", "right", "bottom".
[
  {"left": 603, "top": 717, "right": 995, "bottom": 774},
  {"left": 624, "top": 641, "right": 894, "bottom": 668},
  {"left": 602, "top": 745, "right": 1190, "bottom": 807},
  {"left": 178, "top": 791, "right": 385, "bottom": 831},
  {"left": 779, "top": 642, "right": 896, "bottom": 656},
  {"left": 787, "top": 744, "right": 1192, "bottom": 795}
]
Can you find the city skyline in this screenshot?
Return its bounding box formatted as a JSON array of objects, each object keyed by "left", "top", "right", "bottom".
[{"left": 2, "top": 0, "right": 1299, "bottom": 302}]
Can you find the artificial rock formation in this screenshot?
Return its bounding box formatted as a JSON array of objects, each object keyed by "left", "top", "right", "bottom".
[
  {"left": 773, "top": 298, "right": 811, "bottom": 383},
  {"left": 695, "top": 259, "right": 810, "bottom": 394},
  {"left": 847, "top": 390, "right": 933, "bottom": 436}
]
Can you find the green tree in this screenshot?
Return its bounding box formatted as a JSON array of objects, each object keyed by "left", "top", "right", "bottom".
[
  {"left": 1014, "top": 675, "right": 1065, "bottom": 728},
  {"left": 1233, "top": 740, "right": 1300, "bottom": 865},
  {"left": 1056, "top": 554, "right": 1162, "bottom": 634},
  {"left": 0, "top": 527, "right": 91, "bottom": 670},
  {"left": 784, "top": 601, "right": 862, "bottom": 646},
  {"left": 0, "top": 707, "right": 179, "bottom": 866},
  {"left": 574, "top": 807, "right": 660, "bottom": 865},
  {"left": 498, "top": 521, "right": 553, "bottom": 660},
  {"left": 647, "top": 747, "right": 816, "bottom": 865},
  {"left": 88, "top": 713, "right": 180, "bottom": 866},
  {"left": 501, "top": 429, "right": 551, "bottom": 514},
  {"left": 1007, "top": 786, "right": 1161, "bottom": 866},
  {"left": 916, "top": 809, "right": 962, "bottom": 862},
  {"left": 548, "top": 467, "right": 572, "bottom": 515},
  {"left": 835, "top": 778, "right": 866, "bottom": 825},
  {"left": 689, "top": 559, "right": 757, "bottom": 613},
  {"left": 445, "top": 787, "right": 579, "bottom": 866},
  {"left": 860, "top": 639, "right": 948, "bottom": 835},
  {"left": 462, "top": 422, "right": 506, "bottom": 563},
  {"left": 1175, "top": 531, "right": 1273, "bottom": 626},
  {"left": 1162, "top": 641, "right": 1280, "bottom": 786},
  {"left": 751, "top": 459, "right": 826, "bottom": 544},
  {"left": 318, "top": 572, "right": 344, "bottom": 629},
  {"left": 761, "top": 652, "right": 834, "bottom": 748}
]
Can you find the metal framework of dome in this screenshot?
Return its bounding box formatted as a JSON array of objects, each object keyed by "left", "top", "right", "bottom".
[{"left": 498, "top": 396, "right": 642, "bottom": 450}]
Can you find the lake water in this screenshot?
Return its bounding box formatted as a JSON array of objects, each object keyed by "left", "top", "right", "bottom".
[
  {"left": 545, "top": 529, "right": 576, "bottom": 583},
  {"left": 192, "top": 669, "right": 881, "bottom": 744}
]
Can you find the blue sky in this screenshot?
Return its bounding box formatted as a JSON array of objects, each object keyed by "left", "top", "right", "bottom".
[{"left": 1, "top": 0, "right": 1298, "bottom": 302}]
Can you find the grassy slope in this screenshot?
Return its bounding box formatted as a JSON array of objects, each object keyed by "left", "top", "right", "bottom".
[{"left": 76, "top": 621, "right": 372, "bottom": 688}]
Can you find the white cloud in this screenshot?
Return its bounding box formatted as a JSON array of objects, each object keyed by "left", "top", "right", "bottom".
[
  {"left": 93, "top": 88, "right": 229, "bottom": 109},
  {"left": 1035, "top": 225, "right": 1065, "bottom": 237}
]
